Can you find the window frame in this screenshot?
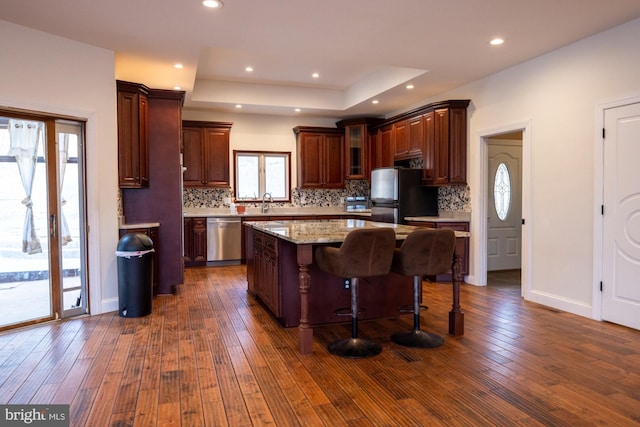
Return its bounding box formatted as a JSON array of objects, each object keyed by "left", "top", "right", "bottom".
[{"left": 233, "top": 150, "right": 291, "bottom": 202}]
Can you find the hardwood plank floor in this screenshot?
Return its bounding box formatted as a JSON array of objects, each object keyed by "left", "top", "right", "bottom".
[{"left": 1, "top": 265, "right": 639, "bottom": 426}]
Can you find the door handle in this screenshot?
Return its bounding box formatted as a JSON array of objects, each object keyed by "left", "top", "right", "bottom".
[{"left": 50, "top": 214, "right": 57, "bottom": 238}]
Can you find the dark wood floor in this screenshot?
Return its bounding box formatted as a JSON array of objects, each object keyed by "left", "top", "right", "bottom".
[{"left": 1, "top": 265, "right": 639, "bottom": 426}]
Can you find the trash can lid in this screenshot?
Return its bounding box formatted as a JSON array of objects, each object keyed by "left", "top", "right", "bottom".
[{"left": 117, "top": 232, "right": 154, "bottom": 252}]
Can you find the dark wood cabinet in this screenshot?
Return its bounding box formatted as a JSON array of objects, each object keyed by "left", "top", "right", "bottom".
[
  {"left": 182, "top": 121, "right": 232, "bottom": 188},
  {"left": 117, "top": 80, "right": 149, "bottom": 188},
  {"left": 373, "top": 124, "right": 394, "bottom": 169},
  {"left": 422, "top": 111, "right": 435, "bottom": 183},
  {"left": 345, "top": 124, "right": 367, "bottom": 179},
  {"left": 407, "top": 220, "right": 469, "bottom": 281},
  {"left": 367, "top": 99, "right": 469, "bottom": 186},
  {"left": 407, "top": 115, "right": 424, "bottom": 157},
  {"left": 250, "top": 230, "right": 280, "bottom": 316},
  {"left": 121, "top": 87, "right": 185, "bottom": 295},
  {"left": 393, "top": 120, "right": 409, "bottom": 158},
  {"left": 293, "top": 126, "right": 344, "bottom": 188},
  {"left": 183, "top": 217, "right": 207, "bottom": 267},
  {"left": 424, "top": 103, "right": 469, "bottom": 186},
  {"left": 336, "top": 117, "right": 383, "bottom": 180}
]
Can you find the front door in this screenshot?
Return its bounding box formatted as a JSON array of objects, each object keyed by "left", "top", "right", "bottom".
[
  {"left": 602, "top": 101, "right": 640, "bottom": 330},
  {"left": 487, "top": 138, "right": 522, "bottom": 271}
]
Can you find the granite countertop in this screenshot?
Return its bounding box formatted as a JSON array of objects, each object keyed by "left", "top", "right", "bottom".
[
  {"left": 250, "top": 219, "right": 468, "bottom": 245},
  {"left": 119, "top": 222, "right": 160, "bottom": 229},
  {"left": 183, "top": 206, "right": 371, "bottom": 218},
  {"left": 405, "top": 211, "right": 471, "bottom": 223}
]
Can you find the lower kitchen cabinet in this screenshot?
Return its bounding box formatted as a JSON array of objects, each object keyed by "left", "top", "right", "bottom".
[
  {"left": 406, "top": 220, "right": 469, "bottom": 281},
  {"left": 184, "top": 217, "right": 207, "bottom": 267},
  {"left": 250, "top": 230, "right": 280, "bottom": 316}
]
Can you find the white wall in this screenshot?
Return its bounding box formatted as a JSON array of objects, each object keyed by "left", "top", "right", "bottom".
[
  {"left": 400, "top": 18, "right": 640, "bottom": 318},
  {"left": 0, "top": 20, "right": 119, "bottom": 314},
  {"left": 182, "top": 110, "right": 339, "bottom": 189}
]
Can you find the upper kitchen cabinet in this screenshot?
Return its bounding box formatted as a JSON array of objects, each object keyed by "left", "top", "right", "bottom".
[
  {"left": 373, "top": 99, "right": 470, "bottom": 186},
  {"left": 117, "top": 80, "right": 149, "bottom": 188},
  {"left": 372, "top": 124, "right": 394, "bottom": 170},
  {"left": 393, "top": 120, "right": 410, "bottom": 159},
  {"left": 336, "top": 117, "right": 383, "bottom": 180},
  {"left": 424, "top": 101, "right": 469, "bottom": 186},
  {"left": 294, "top": 126, "right": 345, "bottom": 189},
  {"left": 182, "top": 121, "right": 233, "bottom": 188}
]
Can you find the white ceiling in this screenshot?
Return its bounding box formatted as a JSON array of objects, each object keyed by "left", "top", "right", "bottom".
[{"left": 3, "top": 0, "right": 640, "bottom": 118}]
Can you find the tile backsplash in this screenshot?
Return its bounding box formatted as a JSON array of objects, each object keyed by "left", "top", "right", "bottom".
[{"left": 182, "top": 180, "right": 470, "bottom": 212}]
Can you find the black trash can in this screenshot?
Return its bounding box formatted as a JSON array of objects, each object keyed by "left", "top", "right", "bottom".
[{"left": 116, "top": 232, "right": 155, "bottom": 317}]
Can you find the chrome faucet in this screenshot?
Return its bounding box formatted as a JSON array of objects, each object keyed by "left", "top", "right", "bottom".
[{"left": 261, "top": 192, "right": 272, "bottom": 213}]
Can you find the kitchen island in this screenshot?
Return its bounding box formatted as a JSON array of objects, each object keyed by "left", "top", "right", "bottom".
[{"left": 245, "top": 219, "right": 464, "bottom": 355}]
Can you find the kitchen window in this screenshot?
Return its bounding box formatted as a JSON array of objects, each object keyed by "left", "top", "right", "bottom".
[{"left": 234, "top": 151, "right": 291, "bottom": 202}]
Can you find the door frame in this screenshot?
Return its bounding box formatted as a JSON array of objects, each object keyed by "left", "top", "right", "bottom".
[
  {"left": 0, "top": 109, "right": 89, "bottom": 330},
  {"left": 593, "top": 93, "right": 640, "bottom": 321},
  {"left": 475, "top": 120, "right": 531, "bottom": 299}
]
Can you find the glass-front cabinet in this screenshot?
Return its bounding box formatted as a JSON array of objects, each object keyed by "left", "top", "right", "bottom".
[
  {"left": 337, "top": 117, "right": 383, "bottom": 181},
  {"left": 346, "top": 124, "right": 365, "bottom": 179}
]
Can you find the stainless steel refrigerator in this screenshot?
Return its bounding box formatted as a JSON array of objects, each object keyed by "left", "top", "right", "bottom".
[{"left": 370, "top": 167, "right": 438, "bottom": 223}]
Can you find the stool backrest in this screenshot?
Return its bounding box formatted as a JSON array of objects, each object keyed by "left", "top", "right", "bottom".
[
  {"left": 317, "top": 228, "right": 396, "bottom": 278},
  {"left": 393, "top": 228, "right": 456, "bottom": 276}
]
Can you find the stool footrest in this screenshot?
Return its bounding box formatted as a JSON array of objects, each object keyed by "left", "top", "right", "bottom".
[
  {"left": 334, "top": 307, "right": 365, "bottom": 316},
  {"left": 396, "top": 304, "right": 428, "bottom": 313}
]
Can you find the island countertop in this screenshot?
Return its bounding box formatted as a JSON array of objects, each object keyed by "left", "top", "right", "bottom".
[
  {"left": 248, "top": 219, "right": 416, "bottom": 245},
  {"left": 249, "top": 219, "right": 469, "bottom": 245}
]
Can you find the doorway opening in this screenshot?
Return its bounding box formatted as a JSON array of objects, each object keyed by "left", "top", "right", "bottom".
[
  {"left": 477, "top": 121, "right": 530, "bottom": 297},
  {"left": 487, "top": 132, "right": 523, "bottom": 288}
]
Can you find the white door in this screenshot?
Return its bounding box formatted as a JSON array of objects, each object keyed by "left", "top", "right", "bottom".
[
  {"left": 602, "top": 102, "right": 640, "bottom": 330},
  {"left": 487, "top": 140, "right": 522, "bottom": 271}
]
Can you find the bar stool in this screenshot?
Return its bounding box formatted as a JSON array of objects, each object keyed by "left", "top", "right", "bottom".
[
  {"left": 315, "top": 227, "right": 396, "bottom": 358},
  {"left": 390, "top": 228, "right": 456, "bottom": 348}
]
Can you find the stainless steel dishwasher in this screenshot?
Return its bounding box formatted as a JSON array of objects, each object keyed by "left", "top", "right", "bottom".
[{"left": 207, "top": 217, "right": 241, "bottom": 265}]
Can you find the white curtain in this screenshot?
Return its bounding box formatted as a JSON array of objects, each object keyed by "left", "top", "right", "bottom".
[
  {"left": 7, "top": 119, "right": 43, "bottom": 254},
  {"left": 58, "top": 133, "right": 71, "bottom": 245}
]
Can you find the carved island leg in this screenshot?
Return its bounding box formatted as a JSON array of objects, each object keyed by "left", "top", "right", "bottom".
[
  {"left": 449, "top": 251, "right": 464, "bottom": 336},
  {"left": 297, "top": 244, "right": 313, "bottom": 355}
]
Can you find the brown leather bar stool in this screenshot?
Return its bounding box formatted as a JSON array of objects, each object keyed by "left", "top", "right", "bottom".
[
  {"left": 315, "top": 227, "right": 396, "bottom": 358},
  {"left": 391, "top": 228, "right": 456, "bottom": 348}
]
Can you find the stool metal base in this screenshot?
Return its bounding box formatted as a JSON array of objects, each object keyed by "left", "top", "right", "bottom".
[
  {"left": 327, "top": 338, "right": 382, "bottom": 358},
  {"left": 391, "top": 330, "right": 444, "bottom": 349}
]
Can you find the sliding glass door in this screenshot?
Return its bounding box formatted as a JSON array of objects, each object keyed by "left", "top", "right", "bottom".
[{"left": 0, "top": 112, "right": 87, "bottom": 331}]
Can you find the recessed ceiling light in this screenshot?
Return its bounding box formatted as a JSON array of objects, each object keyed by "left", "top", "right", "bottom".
[
  {"left": 245, "top": 66, "right": 254, "bottom": 72},
  {"left": 372, "top": 100, "right": 379, "bottom": 104},
  {"left": 235, "top": 104, "right": 242, "bottom": 109},
  {"left": 173, "top": 86, "right": 182, "bottom": 90},
  {"left": 312, "top": 72, "right": 319, "bottom": 79},
  {"left": 202, "top": 0, "right": 223, "bottom": 8},
  {"left": 294, "top": 108, "right": 301, "bottom": 112},
  {"left": 406, "top": 84, "right": 414, "bottom": 89},
  {"left": 490, "top": 38, "right": 504, "bottom": 46},
  {"left": 174, "top": 63, "right": 184, "bottom": 69}
]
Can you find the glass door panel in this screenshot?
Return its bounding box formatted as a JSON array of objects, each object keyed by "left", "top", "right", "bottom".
[
  {"left": 0, "top": 117, "right": 54, "bottom": 329},
  {"left": 56, "top": 121, "right": 87, "bottom": 318}
]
